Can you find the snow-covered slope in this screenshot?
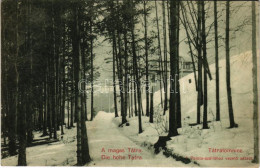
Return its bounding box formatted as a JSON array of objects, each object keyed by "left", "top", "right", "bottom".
[{"left": 115, "top": 51, "right": 258, "bottom": 167}]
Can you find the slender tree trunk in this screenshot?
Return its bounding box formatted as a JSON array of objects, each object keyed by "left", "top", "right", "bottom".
[
  {"left": 176, "top": 4, "right": 181, "bottom": 128},
  {"left": 18, "top": 91, "right": 27, "bottom": 166},
  {"left": 144, "top": 1, "right": 149, "bottom": 117},
  {"left": 112, "top": 30, "right": 119, "bottom": 117},
  {"left": 134, "top": 68, "right": 138, "bottom": 117},
  {"left": 197, "top": 1, "right": 203, "bottom": 124},
  {"left": 27, "top": 0, "right": 33, "bottom": 144},
  {"left": 109, "top": 0, "right": 119, "bottom": 118},
  {"left": 214, "top": 0, "right": 220, "bottom": 121},
  {"left": 131, "top": 0, "right": 142, "bottom": 133},
  {"left": 251, "top": 1, "right": 259, "bottom": 163},
  {"left": 149, "top": 87, "right": 154, "bottom": 123},
  {"left": 71, "top": 63, "right": 75, "bottom": 127},
  {"left": 117, "top": 31, "right": 126, "bottom": 124},
  {"left": 52, "top": 0, "right": 57, "bottom": 139},
  {"left": 130, "top": 73, "right": 134, "bottom": 117},
  {"left": 68, "top": 95, "right": 70, "bottom": 129},
  {"left": 48, "top": 57, "right": 53, "bottom": 138},
  {"left": 90, "top": 19, "right": 94, "bottom": 121},
  {"left": 81, "top": 21, "right": 87, "bottom": 122},
  {"left": 115, "top": 0, "right": 125, "bottom": 122},
  {"left": 39, "top": 86, "right": 44, "bottom": 130},
  {"left": 43, "top": 72, "right": 48, "bottom": 135},
  {"left": 162, "top": 0, "right": 168, "bottom": 114},
  {"left": 225, "top": 1, "right": 237, "bottom": 128},
  {"left": 61, "top": 23, "right": 66, "bottom": 135},
  {"left": 124, "top": 29, "right": 128, "bottom": 120},
  {"left": 202, "top": 1, "right": 209, "bottom": 129}
]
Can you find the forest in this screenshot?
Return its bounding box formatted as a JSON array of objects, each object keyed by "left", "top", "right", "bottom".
[{"left": 1, "top": 0, "right": 259, "bottom": 166}]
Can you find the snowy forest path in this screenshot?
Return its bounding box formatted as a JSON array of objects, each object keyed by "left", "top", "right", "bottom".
[
  {"left": 2, "top": 111, "right": 190, "bottom": 166},
  {"left": 87, "top": 111, "right": 189, "bottom": 167}
]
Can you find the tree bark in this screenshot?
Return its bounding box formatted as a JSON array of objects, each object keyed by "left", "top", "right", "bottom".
[
  {"left": 73, "top": 4, "right": 91, "bottom": 165},
  {"left": 214, "top": 0, "right": 220, "bottom": 121},
  {"left": 112, "top": 30, "right": 119, "bottom": 117},
  {"left": 197, "top": 1, "right": 203, "bottom": 124},
  {"left": 149, "top": 87, "right": 154, "bottom": 123},
  {"left": 176, "top": 3, "right": 181, "bottom": 128},
  {"left": 131, "top": 0, "right": 142, "bottom": 133},
  {"left": 162, "top": 0, "right": 168, "bottom": 114},
  {"left": 18, "top": 91, "right": 27, "bottom": 166},
  {"left": 90, "top": 19, "right": 94, "bottom": 121},
  {"left": 144, "top": 0, "right": 149, "bottom": 117},
  {"left": 168, "top": 0, "right": 179, "bottom": 137},
  {"left": 202, "top": 1, "right": 209, "bottom": 129},
  {"left": 124, "top": 28, "right": 128, "bottom": 120},
  {"left": 225, "top": 1, "right": 237, "bottom": 128},
  {"left": 251, "top": 1, "right": 259, "bottom": 163}
]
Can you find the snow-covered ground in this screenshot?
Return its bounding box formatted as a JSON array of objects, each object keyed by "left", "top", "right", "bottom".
[
  {"left": 165, "top": 51, "right": 258, "bottom": 167},
  {"left": 1, "top": 112, "right": 193, "bottom": 166},
  {"left": 114, "top": 51, "right": 258, "bottom": 167}
]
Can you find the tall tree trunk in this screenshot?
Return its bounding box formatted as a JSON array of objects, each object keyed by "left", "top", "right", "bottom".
[
  {"left": 90, "top": 19, "right": 94, "bottom": 121},
  {"left": 131, "top": 0, "right": 142, "bottom": 133},
  {"left": 27, "top": 0, "right": 33, "bottom": 144},
  {"left": 197, "top": 1, "right": 203, "bottom": 124},
  {"left": 134, "top": 67, "right": 138, "bottom": 117},
  {"left": 214, "top": 0, "right": 220, "bottom": 121},
  {"left": 168, "top": 0, "right": 179, "bottom": 137},
  {"left": 115, "top": 0, "right": 125, "bottom": 122},
  {"left": 130, "top": 73, "right": 134, "bottom": 117},
  {"left": 73, "top": 5, "right": 91, "bottom": 165},
  {"left": 162, "top": 0, "right": 168, "bottom": 115},
  {"left": 251, "top": 1, "right": 259, "bottom": 163},
  {"left": 61, "top": 22, "right": 66, "bottom": 135},
  {"left": 48, "top": 57, "right": 53, "bottom": 138},
  {"left": 73, "top": 6, "right": 82, "bottom": 165},
  {"left": 52, "top": 0, "right": 57, "bottom": 139},
  {"left": 112, "top": 30, "right": 119, "bottom": 117},
  {"left": 144, "top": 0, "right": 149, "bottom": 117},
  {"left": 81, "top": 21, "right": 87, "bottom": 122},
  {"left": 124, "top": 29, "right": 128, "bottom": 120},
  {"left": 71, "top": 62, "right": 75, "bottom": 127},
  {"left": 18, "top": 91, "right": 27, "bottom": 166},
  {"left": 80, "top": 20, "right": 91, "bottom": 166},
  {"left": 117, "top": 31, "right": 126, "bottom": 124},
  {"left": 9, "top": 0, "right": 20, "bottom": 156},
  {"left": 202, "top": 1, "right": 209, "bottom": 129},
  {"left": 109, "top": 0, "right": 119, "bottom": 118},
  {"left": 225, "top": 1, "right": 237, "bottom": 128},
  {"left": 43, "top": 72, "right": 48, "bottom": 135},
  {"left": 176, "top": 4, "right": 181, "bottom": 128}
]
